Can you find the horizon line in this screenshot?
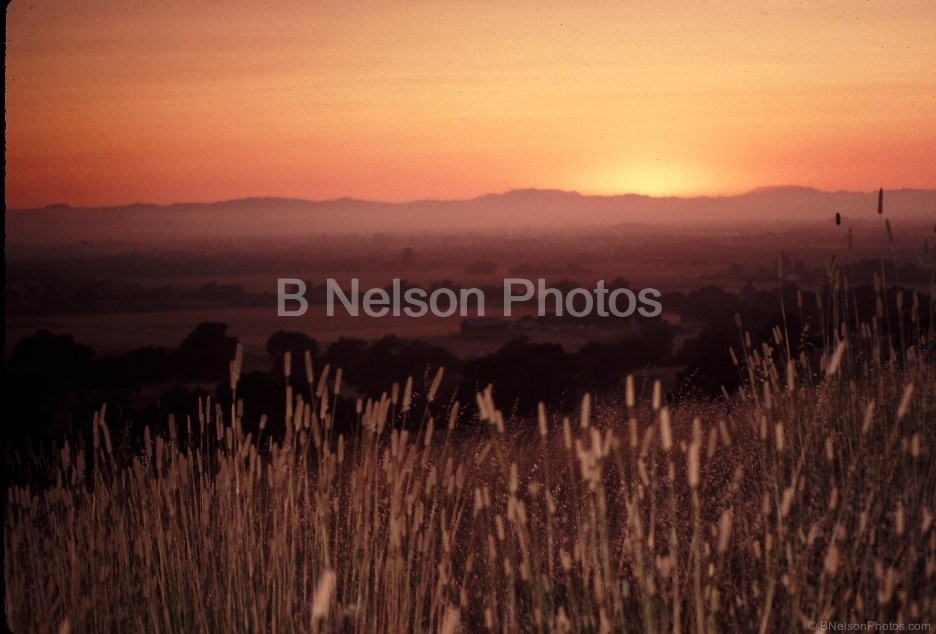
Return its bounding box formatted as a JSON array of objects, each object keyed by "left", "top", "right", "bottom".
[{"left": 10, "top": 184, "right": 928, "bottom": 212}]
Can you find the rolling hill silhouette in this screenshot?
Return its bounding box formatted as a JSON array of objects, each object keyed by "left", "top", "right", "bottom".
[{"left": 7, "top": 187, "right": 935, "bottom": 250}]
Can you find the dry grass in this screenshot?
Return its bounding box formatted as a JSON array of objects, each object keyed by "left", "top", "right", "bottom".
[{"left": 6, "top": 276, "right": 936, "bottom": 631}]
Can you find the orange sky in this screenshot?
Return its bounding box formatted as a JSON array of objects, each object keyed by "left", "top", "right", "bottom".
[{"left": 5, "top": 1, "right": 936, "bottom": 208}]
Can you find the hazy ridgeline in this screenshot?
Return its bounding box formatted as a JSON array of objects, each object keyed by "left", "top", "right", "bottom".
[{"left": 5, "top": 277, "right": 935, "bottom": 632}]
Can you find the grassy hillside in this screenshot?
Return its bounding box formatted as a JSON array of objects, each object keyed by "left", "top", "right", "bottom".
[{"left": 5, "top": 300, "right": 935, "bottom": 632}]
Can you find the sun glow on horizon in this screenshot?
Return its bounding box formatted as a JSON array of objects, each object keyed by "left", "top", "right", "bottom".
[
  {"left": 578, "top": 162, "right": 718, "bottom": 199},
  {"left": 5, "top": 2, "right": 936, "bottom": 208}
]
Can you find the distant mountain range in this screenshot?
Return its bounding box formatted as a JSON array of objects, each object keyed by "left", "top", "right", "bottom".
[{"left": 7, "top": 187, "right": 935, "bottom": 249}]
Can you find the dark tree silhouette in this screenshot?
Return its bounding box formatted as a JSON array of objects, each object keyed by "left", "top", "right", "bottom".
[
  {"left": 323, "top": 335, "right": 457, "bottom": 398},
  {"left": 676, "top": 321, "right": 744, "bottom": 398},
  {"left": 6, "top": 329, "right": 97, "bottom": 441},
  {"left": 461, "top": 337, "right": 573, "bottom": 417},
  {"left": 267, "top": 330, "right": 319, "bottom": 375},
  {"left": 172, "top": 322, "right": 238, "bottom": 382},
  {"left": 574, "top": 334, "right": 671, "bottom": 394}
]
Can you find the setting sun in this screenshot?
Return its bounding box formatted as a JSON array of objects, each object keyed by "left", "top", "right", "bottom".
[
  {"left": 5, "top": 1, "right": 936, "bottom": 207},
  {"left": 585, "top": 162, "right": 716, "bottom": 198}
]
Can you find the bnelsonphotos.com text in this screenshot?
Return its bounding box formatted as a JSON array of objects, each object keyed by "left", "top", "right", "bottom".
[{"left": 277, "top": 278, "right": 662, "bottom": 319}]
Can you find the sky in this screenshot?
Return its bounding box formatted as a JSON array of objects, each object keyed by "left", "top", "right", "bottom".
[{"left": 5, "top": 1, "right": 936, "bottom": 208}]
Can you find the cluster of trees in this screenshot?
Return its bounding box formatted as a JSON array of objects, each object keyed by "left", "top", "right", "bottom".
[
  {"left": 4, "top": 321, "right": 672, "bottom": 449},
  {"left": 6, "top": 282, "right": 929, "bottom": 459},
  {"left": 5, "top": 323, "right": 241, "bottom": 445}
]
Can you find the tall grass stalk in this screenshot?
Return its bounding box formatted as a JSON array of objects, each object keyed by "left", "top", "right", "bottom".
[{"left": 6, "top": 236, "right": 936, "bottom": 631}]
